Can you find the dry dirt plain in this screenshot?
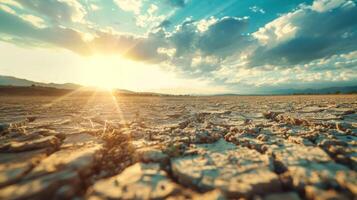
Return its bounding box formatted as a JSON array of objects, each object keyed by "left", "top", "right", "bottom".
[{"left": 0, "top": 94, "right": 356, "bottom": 200}]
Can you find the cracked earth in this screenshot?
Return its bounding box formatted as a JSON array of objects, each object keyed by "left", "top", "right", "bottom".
[{"left": 0, "top": 94, "right": 356, "bottom": 200}]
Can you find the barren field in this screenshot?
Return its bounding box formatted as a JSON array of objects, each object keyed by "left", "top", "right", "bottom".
[{"left": 0, "top": 94, "right": 356, "bottom": 200}]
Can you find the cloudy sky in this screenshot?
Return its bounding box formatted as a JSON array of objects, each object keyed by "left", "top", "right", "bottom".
[{"left": 0, "top": 0, "right": 356, "bottom": 94}]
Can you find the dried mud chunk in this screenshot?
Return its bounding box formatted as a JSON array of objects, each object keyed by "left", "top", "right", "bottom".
[
  {"left": 299, "top": 106, "right": 326, "bottom": 113},
  {"left": 270, "top": 142, "right": 331, "bottom": 166},
  {"left": 262, "top": 111, "right": 281, "bottom": 119},
  {"left": 286, "top": 162, "right": 349, "bottom": 190},
  {"left": 0, "top": 148, "right": 48, "bottom": 164},
  {"left": 263, "top": 192, "right": 301, "bottom": 200},
  {"left": 62, "top": 133, "right": 102, "bottom": 148},
  {"left": 32, "top": 129, "right": 65, "bottom": 140},
  {"left": 336, "top": 171, "right": 357, "bottom": 196},
  {"left": 171, "top": 139, "right": 281, "bottom": 198},
  {"left": 0, "top": 135, "right": 61, "bottom": 153},
  {"left": 336, "top": 122, "right": 353, "bottom": 131},
  {"left": 178, "top": 120, "right": 190, "bottom": 129},
  {"left": 305, "top": 185, "right": 349, "bottom": 200},
  {"left": 193, "top": 129, "right": 221, "bottom": 144},
  {"left": 220, "top": 169, "right": 281, "bottom": 197},
  {"left": 26, "top": 136, "right": 103, "bottom": 179},
  {"left": 88, "top": 163, "right": 180, "bottom": 200},
  {"left": 0, "top": 169, "right": 79, "bottom": 200},
  {"left": 271, "top": 140, "right": 356, "bottom": 193},
  {"left": 192, "top": 189, "right": 226, "bottom": 200},
  {"left": 0, "top": 162, "right": 32, "bottom": 188},
  {"left": 329, "top": 108, "right": 355, "bottom": 115},
  {"left": 288, "top": 136, "right": 314, "bottom": 146},
  {"left": 164, "top": 142, "right": 188, "bottom": 157},
  {"left": 135, "top": 147, "right": 169, "bottom": 163},
  {"left": 318, "top": 139, "right": 348, "bottom": 148},
  {"left": 26, "top": 116, "right": 37, "bottom": 122}
]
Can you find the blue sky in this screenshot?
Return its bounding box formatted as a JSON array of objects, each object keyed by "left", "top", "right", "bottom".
[{"left": 0, "top": 0, "right": 356, "bottom": 94}]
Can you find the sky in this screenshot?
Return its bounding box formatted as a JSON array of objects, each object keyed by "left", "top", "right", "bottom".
[{"left": 0, "top": 0, "right": 356, "bottom": 94}]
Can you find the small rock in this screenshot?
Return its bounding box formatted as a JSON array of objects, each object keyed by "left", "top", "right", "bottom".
[
  {"left": 0, "top": 123, "right": 9, "bottom": 133},
  {"left": 257, "top": 134, "right": 269, "bottom": 142},
  {"left": 263, "top": 112, "right": 279, "bottom": 119},
  {"left": 336, "top": 122, "right": 352, "bottom": 131},
  {"left": 26, "top": 116, "right": 37, "bottom": 122}
]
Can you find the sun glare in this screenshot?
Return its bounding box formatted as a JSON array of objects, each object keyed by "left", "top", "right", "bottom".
[
  {"left": 83, "top": 55, "right": 125, "bottom": 89},
  {"left": 78, "top": 55, "right": 190, "bottom": 92}
]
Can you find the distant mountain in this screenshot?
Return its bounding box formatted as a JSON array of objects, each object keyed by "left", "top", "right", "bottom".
[
  {"left": 112, "top": 89, "right": 170, "bottom": 96},
  {"left": 0, "top": 75, "right": 81, "bottom": 89},
  {"left": 213, "top": 85, "right": 357, "bottom": 96},
  {"left": 113, "top": 89, "right": 135, "bottom": 94},
  {"left": 0, "top": 75, "right": 168, "bottom": 96},
  {"left": 272, "top": 85, "right": 357, "bottom": 94}
]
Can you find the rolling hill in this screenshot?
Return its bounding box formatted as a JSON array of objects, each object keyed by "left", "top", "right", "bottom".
[{"left": 0, "top": 75, "right": 81, "bottom": 89}]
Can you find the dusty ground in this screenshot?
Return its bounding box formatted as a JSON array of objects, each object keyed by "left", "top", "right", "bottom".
[{"left": 0, "top": 94, "right": 356, "bottom": 200}]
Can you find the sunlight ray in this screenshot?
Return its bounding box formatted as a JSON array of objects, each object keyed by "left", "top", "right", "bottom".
[
  {"left": 109, "top": 91, "right": 129, "bottom": 129},
  {"left": 42, "top": 87, "right": 86, "bottom": 108}
]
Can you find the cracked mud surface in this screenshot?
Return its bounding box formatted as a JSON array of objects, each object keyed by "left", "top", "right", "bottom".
[{"left": 0, "top": 94, "right": 356, "bottom": 200}]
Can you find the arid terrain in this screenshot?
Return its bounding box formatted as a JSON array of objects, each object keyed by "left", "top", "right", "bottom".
[{"left": 0, "top": 94, "right": 356, "bottom": 200}]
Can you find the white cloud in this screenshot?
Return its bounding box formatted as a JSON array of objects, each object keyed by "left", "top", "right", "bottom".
[
  {"left": 249, "top": 6, "right": 265, "bottom": 14},
  {"left": 12, "top": 0, "right": 87, "bottom": 24},
  {"left": 113, "top": 2, "right": 168, "bottom": 29},
  {"left": 148, "top": 4, "right": 158, "bottom": 15},
  {"left": 114, "top": 0, "right": 142, "bottom": 15},
  {"left": 89, "top": 3, "right": 100, "bottom": 11},
  {"left": 0, "top": 4, "right": 16, "bottom": 14},
  {"left": 0, "top": 0, "right": 22, "bottom": 8},
  {"left": 248, "top": 0, "right": 357, "bottom": 68},
  {"left": 58, "top": 0, "right": 86, "bottom": 23},
  {"left": 0, "top": 3, "right": 46, "bottom": 28},
  {"left": 312, "top": 0, "right": 346, "bottom": 12},
  {"left": 20, "top": 14, "right": 46, "bottom": 28},
  {"left": 157, "top": 47, "right": 176, "bottom": 58},
  {"left": 135, "top": 4, "right": 165, "bottom": 28},
  {"left": 196, "top": 17, "right": 217, "bottom": 32},
  {"left": 341, "top": 50, "right": 357, "bottom": 59},
  {"left": 191, "top": 54, "right": 219, "bottom": 68},
  {"left": 253, "top": 11, "right": 299, "bottom": 47}
]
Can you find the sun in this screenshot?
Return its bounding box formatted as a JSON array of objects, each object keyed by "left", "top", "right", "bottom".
[{"left": 82, "top": 55, "right": 125, "bottom": 89}]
